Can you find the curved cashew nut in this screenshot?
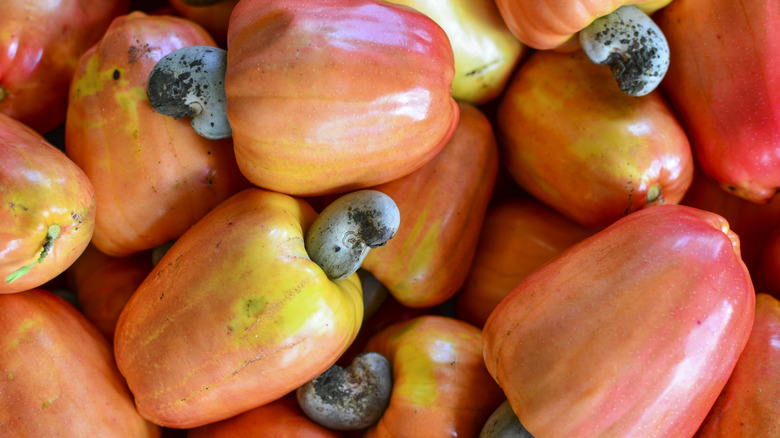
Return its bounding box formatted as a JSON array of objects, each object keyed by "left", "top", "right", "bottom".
[
  {"left": 305, "top": 190, "right": 400, "bottom": 282},
  {"left": 579, "top": 5, "right": 670, "bottom": 97},
  {"left": 296, "top": 352, "right": 393, "bottom": 430},
  {"left": 146, "top": 45, "right": 232, "bottom": 139}
]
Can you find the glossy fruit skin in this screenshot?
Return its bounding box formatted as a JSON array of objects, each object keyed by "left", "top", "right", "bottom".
[
  {"left": 187, "top": 394, "right": 341, "bottom": 438},
  {"left": 694, "top": 293, "right": 780, "bottom": 437},
  {"left": 0, "top": 0, "right": 129, "bottom": 134},
  {"left": 0, "top": 113, "right": 96, "bottom": 294},
  {"left": 65, "top": 11, "right": 249, "bottom": 257},
  {"left": 494, "top": 0, "right": 672, "bottom": 51},
  {"left": 0, "top": 289, "right": 159, "bottom": 437},
  {"left": 385, "top": 0, "right": 526, "bottom": 104},
  {"left": 225, "top": 0, "right": 459, "bottom": 196},
  {"left": 114, "top": 188, "right": 364, "bottom": 429},
  {"left": 454, "top": 195, "right": 594, "bottom": 327},
  {"left": 66, "top": 244, "right": 154, "bottom": 341},
  {"left": 656, "top": 0, "right": 780, "bottom": 204},
  {"left": 363, "top": 315, "right": 505, "bottom": 438},
  {"left": 681, "top": 165, "right": 780, "bottom": 274},
  {"left": 496, "top": 50, "right": 693, "bottom": 229},
  {"left": 483, "top": 204, "right": 755, "bottom": 438},
  {"left": 361, "top": 103, "right": 499, "bottom": 308}
]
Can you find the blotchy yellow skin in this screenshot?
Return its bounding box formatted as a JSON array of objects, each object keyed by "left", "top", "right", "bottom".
[
  {"left": 65, "top": 12, "right": 247, "bottom": 257},
  {"left": 363, "top": 316, "right": 504, "bottom": 437},
  {"left": 0, "top": 113, "right": 95, "bottom": 293},
  {"left": 386, "top": 0, "right": 527, "bottom": 104},
  {"left": 496, "top": 50, "right": 692, "bottom": 229},
  {"left": 495, "top": 0, "right": 673, "bottom": 50},
  {"left": 114, "top": 188, "right": 363, "bottom": 429}
]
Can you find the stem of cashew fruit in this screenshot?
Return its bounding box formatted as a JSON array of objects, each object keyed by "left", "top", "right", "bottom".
[
  {"left": 305, "top": 190, "right": 401, "bottom": 282},
  {"left": 579, "top": 5, "right": 670, "bottom": 97},
  {"left": 5, "top": 224, "right": 61, "bottom": 284},
  {"left": 296, "top": 352, "right": 393, "bottom": 430}
]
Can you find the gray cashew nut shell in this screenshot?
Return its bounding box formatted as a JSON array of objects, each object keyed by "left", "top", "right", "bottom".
[
  {"left": 305, "top": 190, "right": 400, "bottom": 282},
  {"left": 579, "top": 5, "right": 670, "bottom": 97},
  {"left": 146, "top": 45, "right": 232, "bottom": 139},
  {"left": 296, "top": 352, "right": 393, "bottom": 430}
]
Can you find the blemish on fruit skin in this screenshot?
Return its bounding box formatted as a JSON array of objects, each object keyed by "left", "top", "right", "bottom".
[
  {"left": 128, "top": 43, "right": 159, "bottom": 64},
  {"left": 8, "top": 202, "right": 21, "bottom": 217},
  {"left": 73, "top": 57, "right": 129, "bottom": 99},
  {"left": 5, "top": 224, "right": 62, "bottom": 285},
  {"left": 114, "top": 86, "right": 147, "bottom": 148}
]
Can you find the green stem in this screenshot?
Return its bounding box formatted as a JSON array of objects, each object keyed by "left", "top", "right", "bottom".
[{"left": 5, "top": 224, "right": 62, "bottom": 285}]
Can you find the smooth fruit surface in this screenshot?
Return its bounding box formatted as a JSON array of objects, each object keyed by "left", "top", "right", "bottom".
[
  {"left": 225, "top": 0, "right": 459, "bottom": 196},
  {"left": 483, "top": 204, "right": 755, "bottom": 438}
]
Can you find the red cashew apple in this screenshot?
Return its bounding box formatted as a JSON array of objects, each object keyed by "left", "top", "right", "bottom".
[
  {"left": 0, "top": 289, "right": 159, "bottom": 437},
  {"left": 656, "top": 0, "right": 780, "bottom": 203},
  {"left": 224, "top": 0, "right": 459, "bottom": 196},
  {"left": 0, "top": 0, "right": 129, "bottom": 133},
  {"left": 65, "top": 11, "right": 249, "bottom": 258},
  {"left": 483, "top": 204, "right": 755, "bottom": 438},
  {"left": 496, "top": 49, "right": 693, "bottom": 229},
  {"left": 1, "top": 113, "right": 95, "bottom": 294},
  {"left": 114, "top": 188, "right": 364, "bottom": 428}
]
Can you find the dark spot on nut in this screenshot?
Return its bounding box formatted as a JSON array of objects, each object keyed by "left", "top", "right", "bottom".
[
  {"left": 147, "top": 69, "right": 195, "bottom": 119},
  {"left": 312, "top": 366, "right": 355, "bottom": 405},
  {"left": 348, "top": 208, "right": 394, "bottom": 248}
]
